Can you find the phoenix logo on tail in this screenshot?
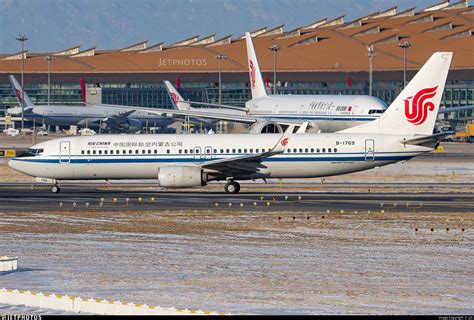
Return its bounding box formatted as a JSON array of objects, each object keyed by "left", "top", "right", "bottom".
[
  {"left": 404, "top": 86, "right": 438, "bottom": 125},
  {"left": 15, "top": 89, "right": 22, "bottom": 101},
  {"left": 170, "top": 92, "right": 179, "bottom": 105},
  {"left": 249, "top": 60, "right": 256, "bottom": 89}
]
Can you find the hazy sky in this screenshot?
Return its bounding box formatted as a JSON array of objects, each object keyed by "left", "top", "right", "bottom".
[{"left": 0, "top": 0, "right": 448, "bottom": 53}]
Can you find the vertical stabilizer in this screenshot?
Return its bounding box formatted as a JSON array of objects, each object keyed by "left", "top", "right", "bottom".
[
  {"left": 8, "top": 75, "right": 34, "bottom": 107},
  {"left": 163, "top": 80, "right": 191, "bottom": 110},
  {"left": 341, "top": 52, "right": 452, "bottom": 135},
  {"left": 245, "top": 32, "right": 267, "bottom": 99}
]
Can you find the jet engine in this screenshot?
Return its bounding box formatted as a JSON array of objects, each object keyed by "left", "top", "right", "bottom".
[
  {"left": 158, "top": 166, "right": 208, "bottom": 188},
  {"left": 118, "top": 118, "right": 142, "bottom": 133},
  {"left": 249, "top": 121, "right": 283, "bottom": 134}
]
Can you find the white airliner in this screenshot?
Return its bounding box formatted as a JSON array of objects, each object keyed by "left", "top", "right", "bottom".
[
  {"left": 7, "top": 75, "right": 178, "bottom": 133},
  {"left": 9, "top": 52, "right": 452, "bottom": 193},
  {"left": 160, "top": 32, "right": 387, "bottom": 133}
]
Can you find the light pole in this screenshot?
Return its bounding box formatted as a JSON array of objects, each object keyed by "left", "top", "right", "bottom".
[
  {"left": 16, "top": 34, "right": 28, "bottom": 129},
  {"left": 268, "top": 44, "right": 281, "bottom": 95},
  {"left": 398, "top": 41, "right": 413, "bottom": 88},
  {"left": 215, "top": 54, "right": 227, "bottom": 104},
  {"left": 45, "top": 56, "right": 55, "bottom": 105},
  {"left": 367, "top": 45, "right": 376, "bottom": 96}
]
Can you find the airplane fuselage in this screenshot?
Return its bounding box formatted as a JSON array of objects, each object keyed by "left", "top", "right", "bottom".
[
  {"left": 9, "top": 133, "right": 429, "bottom": 182},
  {"left": 246, "top": 94, "right": 386, "bottom": 132},
  {"left": 23, "top": 105, "right": 176, "bottom": 128}
]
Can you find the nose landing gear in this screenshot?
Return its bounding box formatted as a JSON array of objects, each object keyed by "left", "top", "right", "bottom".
[
  {"left": 51, "top": 184, "right": 61, "bottom": 193},
  {"left": 224, "top": 181, "right": 240, "bottom": 194}
]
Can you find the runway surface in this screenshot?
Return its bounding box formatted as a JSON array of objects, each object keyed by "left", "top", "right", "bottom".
[{"left": 0, "top": 183, "right": 473, "bottom": 213}]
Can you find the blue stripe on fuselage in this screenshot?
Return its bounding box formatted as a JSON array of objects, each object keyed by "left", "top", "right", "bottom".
[{"left": 12, "top": 155, "right": 414, "bottom": 164}]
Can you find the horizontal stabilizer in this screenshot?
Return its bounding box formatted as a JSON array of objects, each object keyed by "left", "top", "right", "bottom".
[{"left": 400, "top": 132, "right": 454, "bottom": 147}]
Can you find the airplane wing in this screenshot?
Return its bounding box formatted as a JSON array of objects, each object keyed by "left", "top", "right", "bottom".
[
  {"left": 175, "top": 99, "right": 249, "bottom": 112},
  {"left": 87, "top": 103, "right": 308, "bottom": 128},
  {"left": 401, "top": 132, "right": 454, "bottom": 147},
  {"left": 200, "top": 125, "right": 294, "bottom": 175},
  {"left": 85, "top": 109, "right": 137, "bottom": 125},
  {"left": 108, "top": 109, "right": 136, "bottom": 122},
  {"left": 147, "top": 107, "right": 310, "bottom": 127}
]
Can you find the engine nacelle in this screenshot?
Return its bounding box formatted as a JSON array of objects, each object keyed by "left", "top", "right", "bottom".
[
  {"left": 249, "top": 121, "right": 283, "bottom": 134},
  {"left": 119, "top": 118, "right": 142, "bottom": 133},
  {"left": 158, "top": 166, "right": 207, "bottom": 188}
]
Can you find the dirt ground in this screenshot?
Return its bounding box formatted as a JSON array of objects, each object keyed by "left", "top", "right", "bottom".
[{"left": 0, "top": 208, "right": 472, "bottom": 314}]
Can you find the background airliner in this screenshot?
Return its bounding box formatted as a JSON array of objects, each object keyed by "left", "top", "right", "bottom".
[
  {"left": 9, "top": 52, "right": 452, "bottom": 193},
  {"left": 160, "top": 32, "right": 387, "bottom": 133},
  {"left": 7, "top": 75, "right": 178, "bottom": 133}
]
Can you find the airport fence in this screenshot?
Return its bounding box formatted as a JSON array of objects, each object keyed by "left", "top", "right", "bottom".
[{"left": 0, "top": 288, "right": 225, "bottom": 315}]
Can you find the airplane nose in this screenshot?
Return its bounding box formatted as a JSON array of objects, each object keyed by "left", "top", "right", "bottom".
[{"left": 8, "top": 158, "right": 24, "bottom": 173}]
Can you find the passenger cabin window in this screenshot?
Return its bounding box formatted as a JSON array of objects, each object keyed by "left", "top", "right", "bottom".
[
  {"left": 322, "top": 148, "right": 326, "bottom": 152},
  {"left": 81, "top": 150, "right": 84, "bottom": 155},
  {"left": 334, "top": 148, "right": 338, "bottom": 153},
  {"left": 93, "top": 150, "right": 96, "bottom": 155},
  {"left": 369, "top": 109, "right": 384, "bottom": 114},
  {"left": 167, "top": 149, "right": 170, "bottom": 154},
  {"left": 311, "top": 148, "right": 314, "bottom": 153},
  {"left": 328, "top": 148, "right": 332, "bottom": 152},
  {"left": 98, "top": 150, "right": 102, "bottom": 155},
  {"left": 184, "top": 149, "right": 188, "bottom": 154}
]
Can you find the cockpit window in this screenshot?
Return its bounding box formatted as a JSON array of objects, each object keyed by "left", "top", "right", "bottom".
[
  {"left": 368, "top": 109, "right": 385, "bottom": 114},
  {"left": 16, "top": 148, "right": 44, "bottom": 158}
]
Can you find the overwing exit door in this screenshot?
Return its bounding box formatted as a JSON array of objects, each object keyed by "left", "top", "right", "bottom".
[
  {"left": 60, "top": 141, "right": 70, "bottom": 163},
  {"left": 365, "top": 139, "right": 375, "bottom": 161}
]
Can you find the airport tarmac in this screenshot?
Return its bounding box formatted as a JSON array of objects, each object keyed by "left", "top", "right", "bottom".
[
  {"left": 0, "top": 183, "right": 473, "bottom": 213},
  {"left": 0, "top": 205, "right": 472, "bottom": 314}
]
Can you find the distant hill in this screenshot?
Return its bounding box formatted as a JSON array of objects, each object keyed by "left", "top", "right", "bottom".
[{"left": 0, "top": 0, "right": 438, "bottom": 53}]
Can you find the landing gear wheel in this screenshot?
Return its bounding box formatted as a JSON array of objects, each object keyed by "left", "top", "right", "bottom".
[
  {"left": 224, "top": 181, "right": 240, "bottom": 194},
  {"left": 51, "top": 185, "right": 61, "bottom": 193}
]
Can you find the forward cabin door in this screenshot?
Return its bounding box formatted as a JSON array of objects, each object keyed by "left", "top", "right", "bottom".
[
  {"left": 59, "top": 141, "right": 71, "bottom": 163},
  {"left": 364, "top": 139, "right": 375, "bottom": 161}
]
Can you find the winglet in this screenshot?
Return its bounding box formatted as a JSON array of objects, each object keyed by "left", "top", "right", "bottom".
[
  {"left": 267, "top": 124, "right": 294, "bottom": 155},
  {"left": 163, "top": 80, "right": 191, "bottom": 110}
]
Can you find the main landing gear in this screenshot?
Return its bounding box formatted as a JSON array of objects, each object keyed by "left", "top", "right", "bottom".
[
  {"left": 224, "top": 180, "right": 240, "bottom": 194},
  {"left": 51, "top": 184, "right": 61, "bottom": 193}
]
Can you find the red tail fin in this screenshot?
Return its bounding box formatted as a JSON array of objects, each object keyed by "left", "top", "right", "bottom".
[{"left": 80, "top": 78, "right": 86, "bottom": 106}]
